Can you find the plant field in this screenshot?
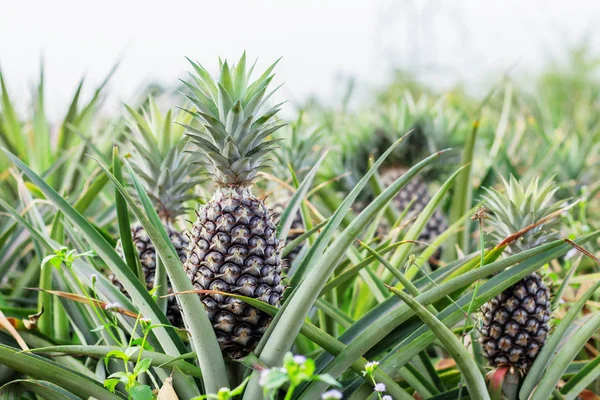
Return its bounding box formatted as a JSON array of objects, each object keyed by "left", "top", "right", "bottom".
[{"left": 0, "top": 51, "right": 599, "bottom": 400}]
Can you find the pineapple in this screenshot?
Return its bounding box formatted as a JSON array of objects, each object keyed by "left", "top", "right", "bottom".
[
  {"left": 479, "top": 176, "right": 563, "bottom": 371},
  {"left": 340, "top": 95, "right": 461, "bottom": 262},
  {"left": 378, "top": 166, "right": 447, "bottom": 261},
  {"left": 111, "top": 98, "right": 202, "bottom": 326},
  {"left": 182, "top": 54, "right": 286, "bottom": 359}
]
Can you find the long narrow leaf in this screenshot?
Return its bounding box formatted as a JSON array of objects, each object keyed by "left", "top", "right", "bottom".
[
  {"left": 529, "top": 313, "right": 600, "bottom": 400},
  {"left": 0, "top": 344, "right": 123, "bottom": 399},
  {"left": 0, "top": 147, "right": 187, "bottom": 356},
  {"left": 28, "top": 345, "right": 202, "bottom": 378},
  {"left": 112, "top": 159, "right": 229, "bottom": 392},
  {"left": 387, "top": 285, "right": 490, "bottom": 400},
  {"left": 267, "top": 150, "right": 449, "bottom": 399},
  {"left": 0, "top": 379, "right": 81, "bottom": 400},
  {"left": 521, "top": 279, "right": 600, "bottom": 398}
]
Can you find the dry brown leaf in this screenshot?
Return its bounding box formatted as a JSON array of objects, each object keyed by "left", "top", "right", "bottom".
[
  {"left": 29, "top": 288, "right": 139, "bottom": 318},
  {"left": 0, "top": 310, "right": 29, "bottom": 350},
  {"left": 436, "top": 358, "right": 456, "bottom": 370},
  {"left": 578, "top": 389, "right": 600, "bottom": 400},
  {"left": 157, "top": 376, "right": 179, "bottom": 400}
]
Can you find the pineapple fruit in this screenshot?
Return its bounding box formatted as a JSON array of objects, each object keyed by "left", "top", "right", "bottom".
[
  {"left": 182, "top": 54, "right": 286, "bottom": 359},
  {"left": 111, "top": 98, "right": 202, "bottom": 326},
  {"left": 341, "top": 97, "right": 459, "bottom": 262},
  {"left": 479, "top": 176, "right": 563, "bottom": 371},
  {"left": 378, "top": 166, "right": 448, "bottom": 260}
]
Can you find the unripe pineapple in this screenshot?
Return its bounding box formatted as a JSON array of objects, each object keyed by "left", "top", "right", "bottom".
[
  {"left": 182, "top": 54, "right": 286, "bottom": 359},
  {"left": 110, "top": 98, "right": 202, "bottom": 326},
  {"left": 378, "top": 167, "right": 448, "bottom": 260},
  {"left": 339, "top": 97, "right": 461, "bottom": 262},
  {"left": 479, "top": 176, "right": 563, "bottom": 371}
]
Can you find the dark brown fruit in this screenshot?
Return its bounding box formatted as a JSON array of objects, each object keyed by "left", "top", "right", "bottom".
[
  {"left": 379, "top": 168, "right": 447, "bottom": 262},
  {"left": 479, "top": 272, "right": 551, "bottom": 371},
  {"left": 185, "top": 187, "right": 284, "bottom": 359}
]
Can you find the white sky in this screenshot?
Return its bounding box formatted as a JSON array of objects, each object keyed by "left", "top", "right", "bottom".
[{"left": 0, "top": 0, "right": 598, "bottom": 120}]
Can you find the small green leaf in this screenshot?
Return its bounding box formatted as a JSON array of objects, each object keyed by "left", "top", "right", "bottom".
[
  {"left": 106, "top": 350, "right": 129, "bottom": 362},
  {"left": 103, "top": 378, "right": 119, "bottom": 393},
  {"left": 133, "top": 358, "right": 152, "bottom": 376},
  {"left": 130, "top": 384, "right": 154, "bottom": 400},
  {"left": 41, "top": 254, "right": 61, "bottom": 269},
  {"left": 260, "top": 369, "right": 289, "bottom": 391},
  {"left": 131, "top": 338, "right": 154, "bottom": 352}
]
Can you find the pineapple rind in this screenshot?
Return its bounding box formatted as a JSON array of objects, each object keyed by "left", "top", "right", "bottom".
[
  {"left": 185, "top": 186, "right": 284, "bottom": 359},
  {"left": 379, "top": 168, "right": 448, "bottom": 245},
  {"left": 479, "top": 272, "right": 551, "bottom": 371}
]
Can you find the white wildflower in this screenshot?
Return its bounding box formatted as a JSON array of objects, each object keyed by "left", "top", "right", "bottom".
[
  {"left": 374, "top": 383, "right": 386, "bottom": 392},
  {"left": 363, "top": 360, "right": 380, "bottom": 376},
  {"left": 365, "top": 361, "right": 379, "bottom": 368},
  {"left": 293, "top": 355, "right": 307, "bottom": 364},
  {"left": 321, "top": 389, "right": 343, "bottom": 399},
  {"left": 258, "top": 369, "right": 271, "bottom": 386}
]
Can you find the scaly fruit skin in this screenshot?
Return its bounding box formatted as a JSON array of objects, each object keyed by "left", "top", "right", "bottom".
[
  {"left": 185, "top": 187, "right": 284, "bottom": 359},
  {"left": 379, "top": 167, "right": 447, "bottom": 261},
  {"left": 111, "top": 221, "right": 188, "bottom": 327},
  {"left": 480, "top": 272, "right": 551, "bottom": 371}
]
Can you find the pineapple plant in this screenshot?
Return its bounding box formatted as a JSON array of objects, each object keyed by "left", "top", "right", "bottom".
[
  {"left": 339, "top": 94, "right": 462, "bottom": 262},
  {"left": 110, "top": 98, "right": 202, "bottom": 326},
  {"left": 182, "top": 54, "right": 286, "bottom": 359},
  {"left": 479, "top": 176, "right": 563, "bottom": 371},
  {"left": 269, "top": 114, "right": 324, "bottom": 266}
]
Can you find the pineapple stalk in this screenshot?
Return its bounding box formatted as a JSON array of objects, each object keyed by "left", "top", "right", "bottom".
[{"left": 182, "top": 54, "right": 286, "bottom": 359}]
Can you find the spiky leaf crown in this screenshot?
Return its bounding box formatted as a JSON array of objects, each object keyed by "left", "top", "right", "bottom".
[
  {"left": 182, "top": 53, "right": 285, "bottom": 186},
  {"left": 125, "top": 97, "right": 202, "bottom": 220},
  {"left": 273, "top": 113, "right": 324, "bottom": 181},
  {"left": 336, "top": 92, "right": 463, "bottom": 193},
  {"left": 482, "top": 176, "right": 564, "bottom": 254}
]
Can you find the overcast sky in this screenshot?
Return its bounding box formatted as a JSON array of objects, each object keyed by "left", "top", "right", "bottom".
[{"left": 0, "top": 0, "right": 598, "bottom": 120}]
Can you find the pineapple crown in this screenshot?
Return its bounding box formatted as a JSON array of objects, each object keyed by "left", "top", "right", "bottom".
[
  {"left": 124, "top": 97, "right": 203, "bottom": 220},
  {"left": 338, "top": 92, "right": 464, "bottom": 188},
  {"left": 273, "top": 112, "right": 324, "bottom": 181},
  {"left": 373, "top": 93, "right": 464, "bottom": 167},
  {"left": 181, "top": 53, "right": 286, "bottom": 187},
  {"left": 482, "top": 175, "right": 564, "bottom": 254}
]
